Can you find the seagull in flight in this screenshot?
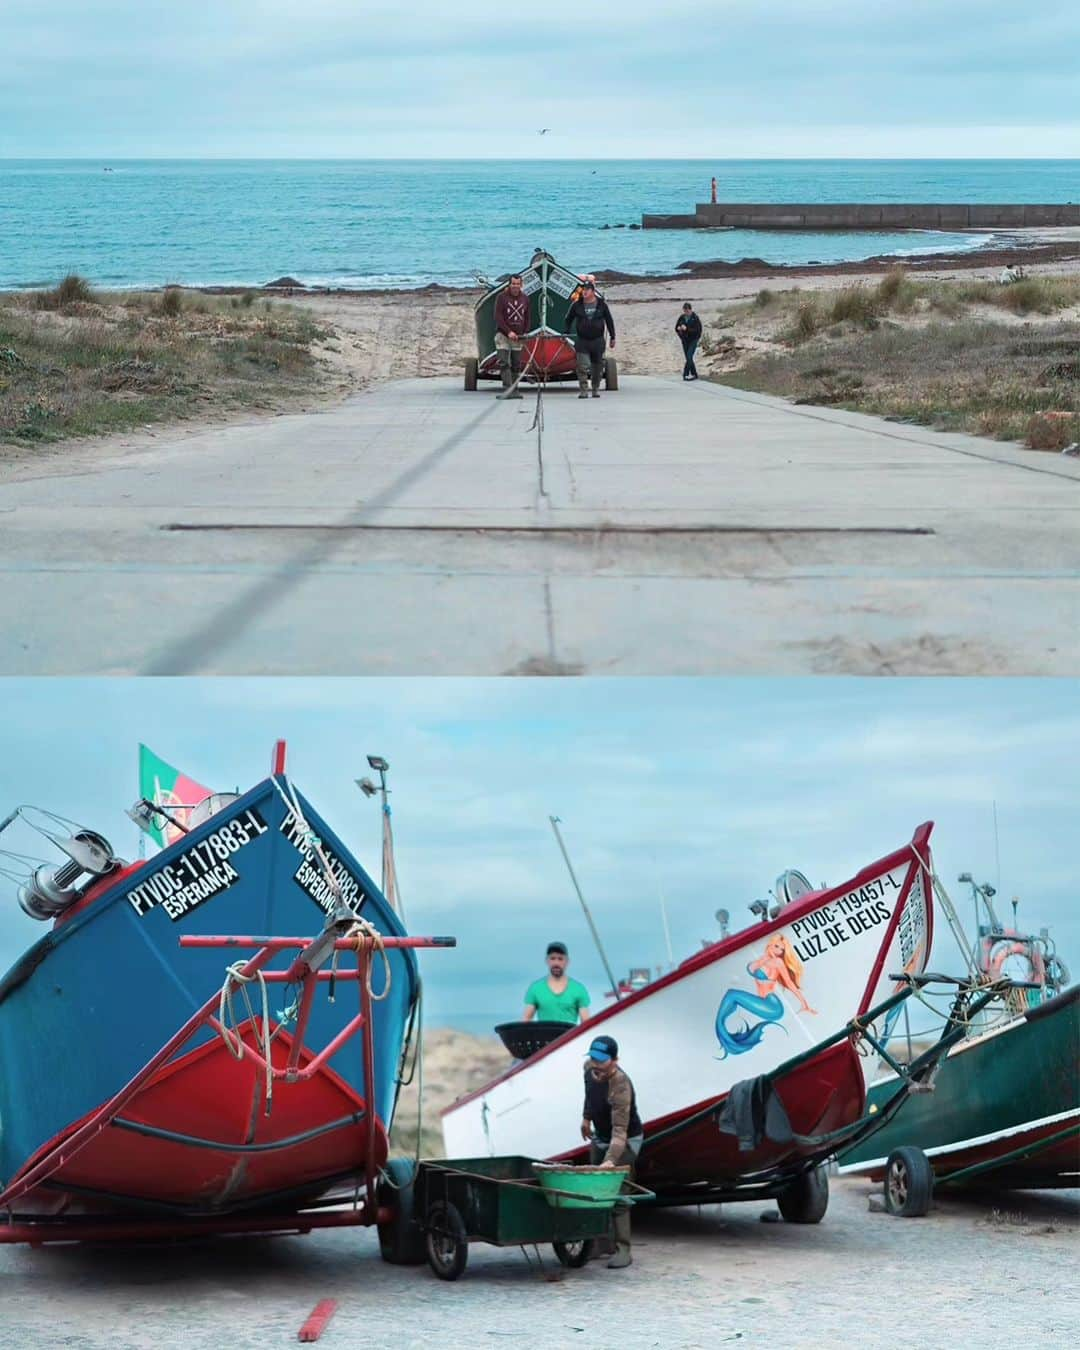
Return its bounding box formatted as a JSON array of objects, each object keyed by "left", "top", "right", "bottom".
[{"left": 537, "top": 128, "right": 551, "bottom": 135}]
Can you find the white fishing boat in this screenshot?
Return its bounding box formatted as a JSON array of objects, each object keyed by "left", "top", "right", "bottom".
[{"left": 443, "top": 824, "right": 937, "bottom": 1212}]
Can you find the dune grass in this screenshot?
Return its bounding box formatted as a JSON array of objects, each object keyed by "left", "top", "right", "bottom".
[
  {"left": 773, "top": 271, "right": 1080, "bottom": 346},
  {"left": 717, "top": 318, "right": 1080, "bottom": 448},
  {"left": 0, "top": 275, "right": 334, "bottom": 448}
]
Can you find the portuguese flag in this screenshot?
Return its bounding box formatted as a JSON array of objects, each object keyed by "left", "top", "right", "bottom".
[{"left": 138, "top": 744, "right": 213, "bottom": 848}]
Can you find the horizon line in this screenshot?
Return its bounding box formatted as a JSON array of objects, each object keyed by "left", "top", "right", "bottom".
[{"left": 3, "top": 155, "right": 1080, "bottom": 164}]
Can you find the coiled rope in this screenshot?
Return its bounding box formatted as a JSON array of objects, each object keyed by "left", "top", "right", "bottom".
[{"left": 219, "top": 960, "right": 276, "bottom": 1116}]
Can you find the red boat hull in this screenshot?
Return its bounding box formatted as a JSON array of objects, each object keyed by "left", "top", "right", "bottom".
[
  {"left": 479, "top": 331, "right": 578, "bottom": 381},
  {"left": 549, "top": 1039, "right": 865, "bottom": 1193},
  {"left": 12, "top": 1025, "right": 386, "bottom": 1217}
]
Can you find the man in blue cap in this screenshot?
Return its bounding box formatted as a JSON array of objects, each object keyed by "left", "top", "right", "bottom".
[{"left": 580, "top": 1034, "right": 642, "bottom": 1269}]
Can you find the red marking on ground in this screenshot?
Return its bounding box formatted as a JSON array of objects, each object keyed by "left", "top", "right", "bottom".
[{"left": 298, "top": 1298, "right": 339, "bottom": 1343}]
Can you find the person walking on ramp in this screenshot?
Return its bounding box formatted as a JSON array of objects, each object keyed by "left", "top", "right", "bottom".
[
  {"left": 675, "top": 302, "right": 702, "bottom": 381},
  {"left": 564, "top": 281, "right": 615, "bottom": 398}
]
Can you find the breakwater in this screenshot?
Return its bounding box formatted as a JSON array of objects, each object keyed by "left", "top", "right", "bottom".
[{"left": 643, "top": 203, "right": 1080, "bottom": 231}]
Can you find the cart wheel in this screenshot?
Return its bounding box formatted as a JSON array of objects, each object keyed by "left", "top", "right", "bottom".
[
  {"left": 604, "top": 356, "right": 619, "bottom": 391},
  {"left": 464, "top": 358, "right": 478, "bottom": 391},
  {"left": 884, "top": 1147, "right": 933, "bottom": 1218},
  {"left": 552, "top": 1238, "right": 594, "bottom": 1269},
  {"left": 426, "top": 1200, "right": 468, "bottom": 1281},
  {"left": 377, "top": 1158, "right": 426, "bottom": 1265},
  {"left": 777, "top": 1165, "right": 829, "bottom": 1224}
]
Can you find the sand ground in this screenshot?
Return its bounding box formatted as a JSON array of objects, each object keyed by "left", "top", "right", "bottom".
[
  {"left": 0, "top": 1178, "right": 1075, "bottom": 1349},
  {"left": 290, "top": 248, "right": 1080, "bottom": 403}
]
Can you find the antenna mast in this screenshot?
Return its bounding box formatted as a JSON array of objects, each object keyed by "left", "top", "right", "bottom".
[{"left": 549, "top": 816, "right": 621, "bottom": 1000}]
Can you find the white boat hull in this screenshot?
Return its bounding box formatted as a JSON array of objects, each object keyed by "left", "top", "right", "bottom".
[{"left": 443, "top": 827, "right": 934, "bottom": 1178}]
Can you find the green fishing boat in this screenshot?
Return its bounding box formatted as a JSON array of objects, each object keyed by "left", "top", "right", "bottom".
[
  {"left": 464, "top": 250, "right": 617, "bottom": 390},
  {"left": 839, "top": 875, "right": 1077, "bottom": 1210}
]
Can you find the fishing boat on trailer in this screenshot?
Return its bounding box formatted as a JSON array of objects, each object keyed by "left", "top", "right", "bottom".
[
  {"left": 0, "top": 742, "right": 454, "bottom": 1245},
  {"left": 465, "top": 249, "right": 618, "bottom": 391},
  {"left": 444, "top": 824, "right": 948, "bottom": 1215},
  {"left": 839, "top": 881, "right": 1077, "bottom": 1208}
]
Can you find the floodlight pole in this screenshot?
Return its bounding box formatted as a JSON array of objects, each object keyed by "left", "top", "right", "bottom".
[
  {"left": 375, "top": 765, "right": 404, "bottom": 923},
  {"left": 549, "top": 816, "right": 621, "bottom": 1000},
  {"left": 357, "top": 758, "right": 404, "bottom": 923}
]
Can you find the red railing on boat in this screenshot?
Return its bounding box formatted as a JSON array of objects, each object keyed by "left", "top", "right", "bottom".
[{"left": 0, "top": 930, "right": 454, "bottom": 1243}]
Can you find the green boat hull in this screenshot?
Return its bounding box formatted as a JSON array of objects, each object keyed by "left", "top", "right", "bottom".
[
  {"left": 472, "top": 250, "right": 583, "bottom": 382},
  {"left": 839, "top": 985, "right": 1079, "bottom": 1189}
]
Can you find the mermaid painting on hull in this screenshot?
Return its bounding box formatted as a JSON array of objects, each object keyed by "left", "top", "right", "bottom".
[{"left": 715, "top": 934, "right": 818, "bottom": 1058}]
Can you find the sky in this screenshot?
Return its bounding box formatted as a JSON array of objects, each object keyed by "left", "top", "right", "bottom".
[
  {"left": 2, "top": 1, "right": 1079, "bottom": 158},
  {"left": 0, "top": 677, "right": 1076, "bottom": 1031}
]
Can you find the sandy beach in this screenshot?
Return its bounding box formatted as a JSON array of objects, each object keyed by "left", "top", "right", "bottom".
[{"left": 247, "top": 236, "right": 1080, "bottom": 401}]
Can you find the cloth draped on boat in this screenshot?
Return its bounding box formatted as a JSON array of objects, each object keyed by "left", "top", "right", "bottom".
[{"left": 716, "top": 1075, "right": 795, "bottom": 1153}]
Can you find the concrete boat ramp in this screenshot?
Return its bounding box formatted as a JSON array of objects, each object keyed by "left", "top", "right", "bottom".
[{"left": 0, "top": 376, "right": 1077, "bottom": 675}]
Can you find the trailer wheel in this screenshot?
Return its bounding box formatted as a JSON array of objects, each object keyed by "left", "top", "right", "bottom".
[
  {"left": 604, "top": 356, "right": 619, "bottom": 391},
  {"left": 426, "top": 1200, "right": 468, "bottom": 1280},
  {"left": 376, "top": 1158, "right": 426, "bottom": 1265},
  {"left": 552, "top": 1238, "right": 593, "bottom": 1268},
  {"left": 464, "top": 358, "right": 478, "bottom": 391},
  {"left": 884, "top": 1147, "right": 933, "bottom": 1217},
  {"left": 777, "top": 1165, "right": 829, "bottom": 1224}
]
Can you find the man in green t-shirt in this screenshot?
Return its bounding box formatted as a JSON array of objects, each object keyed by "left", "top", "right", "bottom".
[{"left": 521, "top": 941, "right": 591, "bottom": 1025}]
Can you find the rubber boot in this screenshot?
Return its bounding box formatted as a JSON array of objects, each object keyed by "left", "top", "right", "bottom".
[
  {"left": 506, "top": 353, "right": 523, "bottom": 398},
  {"left": 606, "top": 1204, "right": 632, "bottom": 1268},
  {"left": 577, "top": 353, "right": 590, "bottom": 398}
]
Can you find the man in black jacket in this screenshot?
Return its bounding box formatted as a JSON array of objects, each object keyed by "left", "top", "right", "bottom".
[
  {"left": 675, "top": 302, "right": 702, "bottom": 381},
  {"left": 564, "top": 281, "right": 615, "bottom": 398}
]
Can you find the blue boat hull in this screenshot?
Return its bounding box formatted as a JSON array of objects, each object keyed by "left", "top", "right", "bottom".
[{"left": 0, "top": 776, "right": 417, "bottom": 1213}]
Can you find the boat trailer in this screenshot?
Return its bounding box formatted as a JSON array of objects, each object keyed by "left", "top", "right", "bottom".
[
  {"left": 0, "top": 928, "right": 455, "bottom": 1246},
  {"left": 634, "top": 973, "right": 1009, "bottom": 1212}
]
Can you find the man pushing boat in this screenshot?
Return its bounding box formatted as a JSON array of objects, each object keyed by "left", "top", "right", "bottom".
[
  {"left": 580, "top": 1034, "right": 642, "bottom": 1269},
  {"left": 564, "top": 280, "right": 615, "bottom": 398},
  {"left": 493, "top": 273, "right": 531, "bottom": 398}
]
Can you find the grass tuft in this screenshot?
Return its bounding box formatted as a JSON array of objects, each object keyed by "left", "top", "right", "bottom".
[
  {"left": 828, "top": 284, "right": 881, "bottom": 326},
  {"left": 31, "top": 273, "right": 98, "bottom": 311},
  {"left": 158, "top": 287, "right": 184, "bottom": 318},
  {"left": 787, "top": 300, "right": 822, "bottom": 343}
]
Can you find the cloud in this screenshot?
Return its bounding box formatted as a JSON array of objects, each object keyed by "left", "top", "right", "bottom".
[{"left": 1, "top": 1, "right": 1077, "bottom": 155}]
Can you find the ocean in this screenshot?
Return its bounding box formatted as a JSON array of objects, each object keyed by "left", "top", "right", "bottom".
[{"left": 1, "top": 159, "right": 1077, "bottom": 292}]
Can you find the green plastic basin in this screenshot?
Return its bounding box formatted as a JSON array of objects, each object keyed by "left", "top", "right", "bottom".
[{"left": 530, "top": 1163, "right": 630, "bottom": 1209}]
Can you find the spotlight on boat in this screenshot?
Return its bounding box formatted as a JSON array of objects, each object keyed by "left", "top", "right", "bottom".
[
  {"left": 748, "top": 897, "right": 769, "bottom": 922},
  {"left": 126, "top": 798, "right": 160, "bottom": 834},
  {"left": 715, "top": 907, "right": 730, "bottom": 939},
  {"left": 366, "top": 755, "right": 389, "bottom": 773},
  {"left": 187, "top": 793, "right": 239, "bottom": 830},
  {"left": 775, "top": 869, "right": 814, "bottom": 907},
  {"left": 356, "top": 778, "right": 378, "bottom": 798}
]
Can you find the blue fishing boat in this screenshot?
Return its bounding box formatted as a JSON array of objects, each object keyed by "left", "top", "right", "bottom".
[{"left": 0, "top": 743, "right": 454, "bottom": 1244}]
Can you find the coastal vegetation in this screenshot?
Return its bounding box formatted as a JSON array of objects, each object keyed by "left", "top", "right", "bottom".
[
  {"left": 1, "top": 276, "right": 333, "bottom": 447},
  {"left": 715, "top": 271, "right": 1080, "bottom": 449}
]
